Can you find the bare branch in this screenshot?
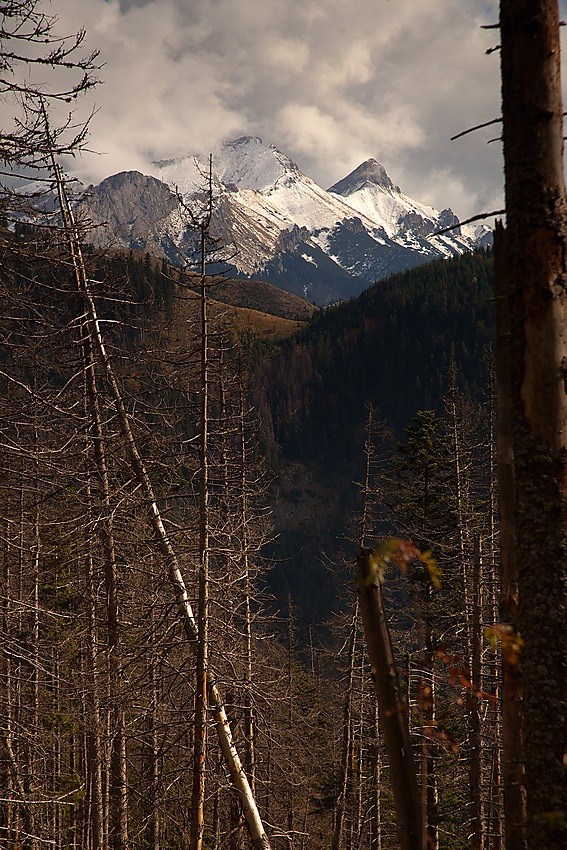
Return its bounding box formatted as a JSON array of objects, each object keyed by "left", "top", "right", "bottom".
[
  {"left": 451, "top": 118, "right": 502, "bottom": 141},
  {"left": 430, "top": 209, "right": 505, "bottom": 237}
]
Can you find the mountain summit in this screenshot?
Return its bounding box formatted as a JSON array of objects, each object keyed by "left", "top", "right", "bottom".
[
  {"left": 82, "top": 137, "right": 491, "bottom": 305},
  {"left": 328, "top": 158, "right": 397, "bottom": 195},
  {"left": 152, "top": 136, "right": 300, "bottom": 194}
]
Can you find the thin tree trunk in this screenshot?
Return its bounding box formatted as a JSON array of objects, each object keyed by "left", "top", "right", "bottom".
[
  {"left": 469, "top": 538, "right": 483, "bottom": 850},
  {"left": 0, "top": 524, "right": 13, "bottom": 843},
  {"left": 52, "top": 643, "right": 62, "bottom": 849},
  {"left": 359, "top": 404, "right": 382, "bottom": 850},
  {"left": 212, "top": 784, "right": 220, "bottom": 850},
  {"left": 332, "top": 610, "right": 358, "bottom": 850},
  {"left": 84, "top": 544, "right": 104, "bottom": 850},
  {"left": 0, "top": 522, "right": 11, "bottom": 844},
  {"left": 370, "top": 703, "right": 381, "bottom": 850},
  {"left": 355, "top": 649, "right": 365, "bottom": 848},
  {"left": 237, "top": 374, "right": 256, "bottom": 796},
  {"left": 0, "top": 733, "right": 33, "bottom": 843},
  {"left": 408, "top": 583, "right": 438, "bottom": 850},
  {"left": 29, "top": 440, "right": 40, "bottom": 850},
  {"left": 485, "top": 358, "right": 503, "bottom": 850},
  {"left": 287, "top": 595, "right": 295, "bottom": 850},
  {"left": 191, "top": 221, "right": 209, "bottom": 850},
  {"left": 447, "top": 374, "right": 471, "bottom": 666},
  {"left": 147, "top": 584, "right": 160, "bottom": 850},
  {"left": 0, "top": 532, "right": 11, "bottom": 843},
  {"left": 356, "top": 548, "right": 423, "bottom": 850},
  {"left": 80, "top": 291, "right": 128, "bottom": 850},
  {"left": 487, "top": 744, "right": 502, "bottom": 850}
]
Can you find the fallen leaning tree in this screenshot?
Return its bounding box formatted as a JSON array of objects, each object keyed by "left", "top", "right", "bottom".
[{"left": 51, "top": 152, "right": 272, "bottom": 850}]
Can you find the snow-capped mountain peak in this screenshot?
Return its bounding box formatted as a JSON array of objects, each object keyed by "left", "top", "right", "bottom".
[
  {"left": 212, "top": 136, "right": 300, "bottom": 190},
  {"left": 327, "top": 158, "right": 451, "bottom": 243},
  {"left": 151, "top": 136, "right": 300, "bottom": 196},
  {"left": 82, "top": 138, "right": 492, "bottom": 306},
  {"left": 328, "top": 158, "right": 397, "bottom": 196}
]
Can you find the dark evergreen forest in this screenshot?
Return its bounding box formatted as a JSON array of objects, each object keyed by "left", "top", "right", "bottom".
[
  {"left": 257, "top": 247, "right": 494, "bottom": 459},
  {"left": 252, "top": 248, "right": 495, "bottom": 632}
]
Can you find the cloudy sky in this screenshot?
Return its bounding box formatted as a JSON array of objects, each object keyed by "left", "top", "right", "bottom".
[{"left": 44, "top": 0, "right": 567, "bottom": 220}]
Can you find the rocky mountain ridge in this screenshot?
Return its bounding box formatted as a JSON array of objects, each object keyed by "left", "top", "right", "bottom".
[{"left": 81, "top": 137, "right": 492, "bottom": 305}]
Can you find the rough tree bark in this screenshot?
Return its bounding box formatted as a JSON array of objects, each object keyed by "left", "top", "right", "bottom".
[
  {"left": 496, "top": 2, "right": 567, "bottom": 848},
  {"left": 494, "top": 229, "right": 526, "bottom": 850}
]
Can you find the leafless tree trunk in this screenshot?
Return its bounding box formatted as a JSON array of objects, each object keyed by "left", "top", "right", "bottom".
[
  {"left": 82, "top": 300, "right": 129, "bottom": 850},
  {"left": 332, "top": 610, "right": 358, "bottom": 850},
  {"left": 237, "top": 372, "right": 257, "bottom": 798},
  {"left": 51, "top": 642, "right": 62, "bottom": 848},
  {"left": 147, "top": 581, "right": 161, "bottom": 850},
  {"left": 1, "top": 533, "right": 14, "bottom": 845},
  {"left": 356, "top": 549, "right": 423, "bottom": 850},
  {"left": 496, "top": 3, "right": 567, "bottom": 848},
  {"left": 484, "top": 357, "right": 503, "bottom": 850},
  {"left": 469, "top": 538, "right": 483, "bottom": 850},
  {"left": 287, "top": 595, "right": 295, "bottom": 850},
  {"left": 191, "top": 201, "right": 210, "bottom": 850},
  {"left": 354, "top": 648, "right": 365, "bottom": 849},
  {"left": 357, "top": 406, "right": 382, "bottom": 850},
  {"left": 370, "top": 702, "right": 382, "bottom": 850},
  {"left": 447, "top": 372, "right": 471, "bottom": 667},
  {"left": 84, "top": 534, "right": 105, "bottom": 850},
  {"left": 494, "top": 231, "right": 525, "bottom": 850}
]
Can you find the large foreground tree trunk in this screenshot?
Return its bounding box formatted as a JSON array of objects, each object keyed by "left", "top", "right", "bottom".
[{"left": 496, "top": 3, "right": 567, "bottom": 848}]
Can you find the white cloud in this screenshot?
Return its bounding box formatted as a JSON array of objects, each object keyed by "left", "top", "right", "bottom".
[{"left": 16, "top": 0, "right": 567, "bottom": 219}]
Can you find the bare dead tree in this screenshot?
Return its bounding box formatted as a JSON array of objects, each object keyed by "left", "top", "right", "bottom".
[
  {"left": 50, "top": 152, "right": 272, "bottom": 850},
  {"left": 356, "top": 549, "right": 423, "bottom": 850}
]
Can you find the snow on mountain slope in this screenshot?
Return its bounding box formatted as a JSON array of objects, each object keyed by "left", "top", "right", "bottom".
[
  {"left": 330, "top": 161, "right": 436, "bottom": 238},
  {"left": 261, "top": 169, "right": 380, "bottom": 233},
  {"left": 328, "top": 157, "right": 470, "bottom": 252},
  {"left": 213, "top": 136, "right": 298, "bottom": 190},
  {"left": 153, "top": 137, "right": 379, "bottom": 234},
  {"left": 152, "top": 136, "right": 297, "bottom": 194},
  {"left": 84, "top": 137, "right": 491, "bottom": 305}
]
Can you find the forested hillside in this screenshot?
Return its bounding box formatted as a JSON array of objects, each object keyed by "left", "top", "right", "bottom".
[
  {"left": 1, "top": 213, "right": 498, "bottom": 848},
  {"left": 0, "top": 231, "right": 328, "bottom": 849},
  {"left": 253, "top": 249, "right": 495, "bottom": 630},
  {"left": 257, "top": 247, "right": 494, "bottom": 459}
]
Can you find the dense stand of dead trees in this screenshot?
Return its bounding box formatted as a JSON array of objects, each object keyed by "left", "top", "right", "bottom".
[
  {"left": 3, "top": 1, "right": 567, "bottom": 849},
  {"left": 0, "top": 191, "right": 508, "bottom": 850}
]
